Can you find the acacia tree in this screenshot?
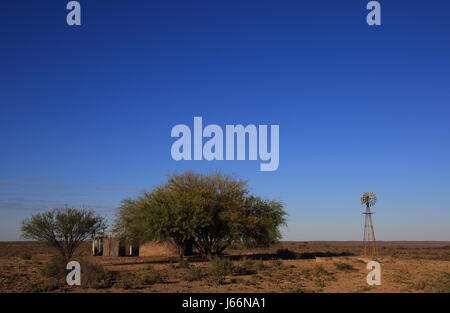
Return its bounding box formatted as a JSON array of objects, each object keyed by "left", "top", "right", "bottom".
[
  {"left": 237, "top": 196, "right": 287, "bottom": 248},
  {"left": 114, "top": 172, "right": 287, "bottom": 257},
  {"left": 21, "top": 208, "right": 106, "bottom": 260},
  {"left": 115, "top": 184, "right": 209, "bottom": 258}
]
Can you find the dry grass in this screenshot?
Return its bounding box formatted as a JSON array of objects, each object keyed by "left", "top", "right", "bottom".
[{"left": 1, "top": 241, "right": 449, "bottom": 293}]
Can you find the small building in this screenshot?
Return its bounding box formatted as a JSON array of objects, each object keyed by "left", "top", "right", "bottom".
[
  {"left": 103, "top": 236, "right": 125, "bottom": 256},
  {"left": 139, "top": 241, "right": 179, "bottom": 257},
  {"left": 92, "top": 234, "right": 189, "bottom": 257}
]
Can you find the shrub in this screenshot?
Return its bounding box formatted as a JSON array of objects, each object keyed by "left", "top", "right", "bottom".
[
  {"left": 300, "top": 268, "right": 312, "bottom": 280},
  {"left": 22, "top": 281, "right": 39, "bottom": 293},
  {"left": 81, "top": 261, "right": 115, "bottom": 289},
  {"left": 315, "top": 278, "right": 326, "bottom": 288},
  {"left": 22, "top": 278, "right": 61, "bottom": 293},
  {"left": 141, "top": 265, "right": 165, "bottom": 285},
  {"left": 208, "top": 256, "right": 234, "bottom": 276},
  {"left": 116, "top": 272, "right": 141, "bottom": 289},
  {"left": 235, "top": 258, "right": 257, "bottom": 275},
  {"left": 313, "top": 265, "right": 331, "bottom": 277},
  {"left": 42, "top": 257, "right": 116, "bottom": 289},
  {"left": 178, "top": 266, "right": 203, "bottom": 282},
  {"left": 207, "top": 256, "right": 234, "bottom": 285},
  {"left": 39, "top": 279, "right": 61, "bottom": 292},
  {"left": 413, "top": 273, "right": 450, "bottom": 293},
  {"left": 393, "top": 269, "right": 410, "bottom": 284},
  {"left": 21, "top": 208, "right": 106, "bottom": 260},
  {"left": 41, "top": 256, "right": 67, "bottom": 279}
]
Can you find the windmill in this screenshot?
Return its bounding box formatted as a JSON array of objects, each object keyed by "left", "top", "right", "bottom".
[{"left": 361, "top": 191, "right": 378, "bottom": 257}]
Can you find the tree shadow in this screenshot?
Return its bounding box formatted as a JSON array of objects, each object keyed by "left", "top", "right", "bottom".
[
  {"left": 228, "top": 250, "right": 355, "bottom": 261},
  {"left": 109, "top": 255, "right": 206, "bottom": 266},
  {"left": 107, "top": 250, "right": 355, "bottom": 266}
]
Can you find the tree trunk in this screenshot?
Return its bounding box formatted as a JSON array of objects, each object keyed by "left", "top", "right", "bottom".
[
  {"left": 178, "top": 244, "right": 184, "bottom": 259},
  {"left": 183, "top": 239, "right": 194, "bottom": 256}
]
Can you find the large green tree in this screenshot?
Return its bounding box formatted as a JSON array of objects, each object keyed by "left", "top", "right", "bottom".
[
  {"left": 21, "top": 208, "right": 106, "bottom": 260},
  {"left": 114, "top": 172, "right": 286, "bottom": 257}
]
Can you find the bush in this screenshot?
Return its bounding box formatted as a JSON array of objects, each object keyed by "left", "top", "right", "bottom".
[
  {"left": 22, "top": 282, "right": 40, "bottom": 293},
  {"left": 22, "top": 278, "right": 61, "bottom": 293},
  {"left": 81, "top": 261, "right": 115, "bottom": 289},
  {"left": 300, "top": 268, "right": 312, "bottom": 280},
  {"left": 41, "top": 256, "right": 67, "bottom": 279},
  {"left": 206, "top": 256, "right": 234, "bottom": 285},
  {"left": 21, "top": 208, "right": 106, "bottom": 260},
  {"left": 41, "top": 257, "right": 115, "bottom": 289},
  {"left": 235, "top": 258, "right": 257, "bottom": 275},
  {"left": 116, "top": 272, "right": 141, "bottom": 289},
  {"left": 141, "top": 265, "right": 165, "bottom": 285},
  {"left": 413, "top": 273, "right": 450, "bottom": 293},
  {"left": 315, "top": 279, "right": 326, "bottom": 288},
  {"left": 178, "top": 266, "right": 203, "bottom": 282},
  {"left": 39, "top": 279, "right": 61, "bottom": 292},
  {"left": 208, "top": 256, "right": 234, "bottom": 276},
  {"left": 313, "top": 265, "right": 331, "bottom": 277}
]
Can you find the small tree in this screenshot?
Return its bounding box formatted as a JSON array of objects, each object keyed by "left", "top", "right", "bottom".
[{"left": 21, "top": 208, "right": 106, "bottom": 260}]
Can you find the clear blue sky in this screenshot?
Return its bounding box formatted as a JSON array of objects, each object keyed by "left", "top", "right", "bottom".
[{"left": 1, "top": 0, "right": 450, "bottom": 241}]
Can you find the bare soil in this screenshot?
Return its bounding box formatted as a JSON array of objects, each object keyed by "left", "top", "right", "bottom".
[{"left": 1, "top": 241, "right": 449, "bottom": 293}]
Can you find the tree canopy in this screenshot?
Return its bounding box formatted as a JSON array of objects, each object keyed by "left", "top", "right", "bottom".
[
  {"left": 21, "top": 208, "right": 106, "bottom": 260},
  {"left": 114, "top": 172, "right": 287, "bottom": 257}
]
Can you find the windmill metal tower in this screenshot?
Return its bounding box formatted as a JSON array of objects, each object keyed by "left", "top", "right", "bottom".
[{"left": 361, "top": 191, "right": 378, "bottom": 257}]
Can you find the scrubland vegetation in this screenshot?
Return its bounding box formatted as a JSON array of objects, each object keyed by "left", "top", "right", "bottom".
[{"left": 1, "top": 241, "right": 449, "bottom": 293}]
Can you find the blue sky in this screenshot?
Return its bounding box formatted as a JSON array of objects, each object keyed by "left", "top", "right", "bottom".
[{"left": 1, "top": 0, "right": 450, "bottom": 241}]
